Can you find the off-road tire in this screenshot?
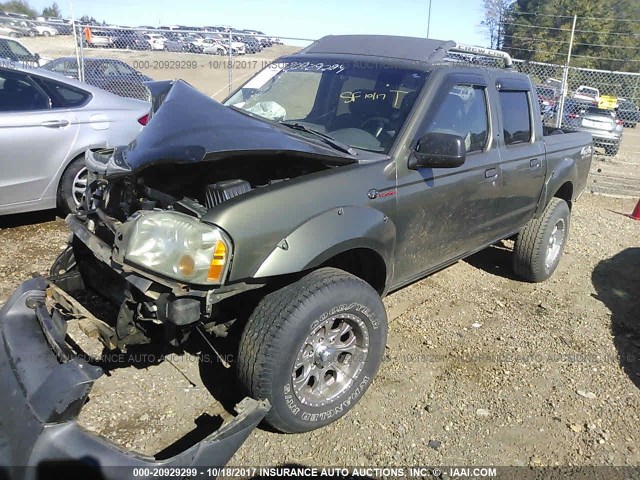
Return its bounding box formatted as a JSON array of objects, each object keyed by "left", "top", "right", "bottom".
[
  {"left": 513, "top": 198, "right": 570, "bottom": 282},
  {"left": 237, "top": 267, "right": 387, "bottom": 433}
]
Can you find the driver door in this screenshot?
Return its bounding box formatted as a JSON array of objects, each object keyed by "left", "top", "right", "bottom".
[{"left": 392, "top": 73, "right": 505, "bottom": 285}]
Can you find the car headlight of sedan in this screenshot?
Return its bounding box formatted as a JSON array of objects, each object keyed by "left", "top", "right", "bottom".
[{"left": 123, "top": 211, "right": 231, "bottom": 285}]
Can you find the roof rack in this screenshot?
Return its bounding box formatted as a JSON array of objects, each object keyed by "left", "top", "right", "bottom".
[{"left": 448, "top": 43, "right": 513, "bottom": 69}]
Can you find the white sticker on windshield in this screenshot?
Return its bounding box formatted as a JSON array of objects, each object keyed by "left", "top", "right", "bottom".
[{"left": 245, "top": 101, "right": 287, "bottom": 121}]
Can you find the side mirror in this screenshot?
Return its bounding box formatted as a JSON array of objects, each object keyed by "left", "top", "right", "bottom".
[{"left": 408, "top": 132, "right": 466, "bottom": 169}]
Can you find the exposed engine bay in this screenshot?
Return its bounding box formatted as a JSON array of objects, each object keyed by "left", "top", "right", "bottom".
[{"left": 92, "top": 154, "right": 331, "bottom": 222}]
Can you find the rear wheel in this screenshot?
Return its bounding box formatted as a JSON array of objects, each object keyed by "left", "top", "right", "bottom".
[
  {"left": 513, "top": 198, "right": 570, "bottom": 282},
  {"left": 237, "top": 267, "right": 387, "bottom": 433},
  {"left": 57, "top": 157, "right": 87, "bottom": 215}
]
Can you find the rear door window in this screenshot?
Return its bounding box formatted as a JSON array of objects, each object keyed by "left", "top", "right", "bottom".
[
  {"left": 499, "top": 91, "right": 532, "bottom": 145},
  {"left": 32, "top": 76, "right": 91, "bottom": 108}
]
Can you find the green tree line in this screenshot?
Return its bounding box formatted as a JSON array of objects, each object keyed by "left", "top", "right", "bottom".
[
  {"left": 1, "top": 1, "right": 101, "bottom": 23},
  {"left": 496, "top": 0, "right": 640, "bottom": 72}
]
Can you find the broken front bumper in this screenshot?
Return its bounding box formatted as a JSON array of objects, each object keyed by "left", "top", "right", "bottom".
[{"left": 0, "top": 278, "right": 269, "bottom": 479}]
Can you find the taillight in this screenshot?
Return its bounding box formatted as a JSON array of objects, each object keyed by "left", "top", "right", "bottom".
[
  {"left": 138, "top": 113, "right": 150, "bottom": 126},
  {"left": 568, "top": 113, "right": 578, "bottom": 119},
  {"left": 616, "top": 119, "right": 623, "bottom": 125}
]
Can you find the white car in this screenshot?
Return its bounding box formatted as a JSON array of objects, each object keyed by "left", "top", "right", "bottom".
[
  {"left": 143, "top": 34, "right": 165, "bottom": 51},
  {"left": 201, "top": 38, "right": 227, "bottom": 55},
  {"left": 31, "top": 22, "right": 58, "bottom": 36},
  {"left": 0, "top": 36, "right": 48, "bottom": 66},
  {"left": 573, "top": 85, "right": 600, "bottom": 104},
  {"left": 207, "top": 34, "right": 245, "bottom": 55}
]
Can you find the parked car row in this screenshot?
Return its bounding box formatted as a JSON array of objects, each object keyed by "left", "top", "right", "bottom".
[
  {"left": 78, "top": 27, "right": 281, "bottom": 55},
  {"left": 0, "top": 17, "right": 60, "bottom": 37},
  {"left": 536, "top": 79, "right": 639, "bottom": 134}
]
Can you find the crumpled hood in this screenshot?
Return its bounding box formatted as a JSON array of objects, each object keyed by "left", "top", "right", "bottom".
[{"left": 86, "top": 80, "right": 356, "bottom": 177}]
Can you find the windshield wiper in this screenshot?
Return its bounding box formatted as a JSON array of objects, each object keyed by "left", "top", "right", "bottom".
[{"left": 279, "top": 122, "right": 357, "bottom": 156}]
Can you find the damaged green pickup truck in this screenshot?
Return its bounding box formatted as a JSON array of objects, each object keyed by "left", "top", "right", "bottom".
[{"left": 0, "top": 35, "right": 592, "bottom": 476}]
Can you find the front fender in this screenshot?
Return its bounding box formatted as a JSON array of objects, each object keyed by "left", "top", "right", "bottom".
[{"left": 253, "top": 206, "right": 396, "bottom": 284}]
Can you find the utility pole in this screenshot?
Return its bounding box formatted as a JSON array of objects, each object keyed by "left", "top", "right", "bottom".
[
  {"left": 556, "top": 14, "right": 577, "bottom": 128},
  {"left": 497, "top": 9, "right": 502, "bottom": 50},
  {"left": 68, "top": 0, "right": 84, "bottom": 82},
  {"left": 427, "top": 0, "right": 432, "bottom": 38}
]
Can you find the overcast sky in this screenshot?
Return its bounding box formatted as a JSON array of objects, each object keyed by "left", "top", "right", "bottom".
[{"left": 29, "top": 0, "right": 489, "bottom": 45}]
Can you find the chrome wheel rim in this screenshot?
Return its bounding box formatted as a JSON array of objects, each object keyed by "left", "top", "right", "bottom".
[
  {"left": 545, "top": 218, "right": 566, "bottom": 271},
  {"left": 292, "top": 313, "right": 369, "bottom": 407},
  {"left": 71, "top": 167, "right": 88, "bottom": 207}
]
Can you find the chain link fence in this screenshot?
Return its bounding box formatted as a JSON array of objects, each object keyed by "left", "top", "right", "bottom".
[
  {"left": 3, "top": 25, "right": 639, "bottom": 196},
  {"left": 33, "top": 25, "right": 314, "bottom": 101}
]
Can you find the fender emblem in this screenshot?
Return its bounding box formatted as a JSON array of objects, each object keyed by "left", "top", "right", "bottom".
[{"left": 368, "top": 189, "right": 396, "bottom": 199}]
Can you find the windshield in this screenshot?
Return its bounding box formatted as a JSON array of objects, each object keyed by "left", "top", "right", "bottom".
[
  {"left": 223, "top": 59, "right": 428, "bottom": 153},
  {"left": 0, "top": 38, "right": 33, "bottom": 59}
]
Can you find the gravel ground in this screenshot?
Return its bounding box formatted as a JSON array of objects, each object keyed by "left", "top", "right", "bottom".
[{"left": 0, "top": 192, "right": 638, "bottom": 468}]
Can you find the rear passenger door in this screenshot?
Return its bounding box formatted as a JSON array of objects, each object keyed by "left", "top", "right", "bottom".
[{"left": 491, "top": 77, "right": 546, "bottom": 236}]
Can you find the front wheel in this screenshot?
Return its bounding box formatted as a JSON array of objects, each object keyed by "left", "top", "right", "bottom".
[
  {"left": 237, "top": 267, "right": 387, "bottom": 433},
  {"left": 513, "top": 197, "right": 570, "bottom": 282}
]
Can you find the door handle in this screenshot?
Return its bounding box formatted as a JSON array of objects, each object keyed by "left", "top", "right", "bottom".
[
  {"left": 41, "top": 120, "right": 70, "bottom": 128},
  {"left": 530, "top": 158, "right": 541, "bottom": 168},
  {"left": 485, "top": 168, "right": 498, "bottom": 178}
]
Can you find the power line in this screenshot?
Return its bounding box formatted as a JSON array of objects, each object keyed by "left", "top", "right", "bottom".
[
  {"left": 501, "top": 21, "right": 571, "bottom": 32},
  {"left": 575, "top": 41, "right": 639, "bottom": 50},
  {"left": 501, "top": 33, "right": 640, "bottom": 50},
  {"left": 502, "top": 34, "right": 567, "bottom": 45},
  {"left": 510, "top": 10, "right": 640, "bottom": 23},
  {"left": 501, "top": 21, "right": 639, "bottom": 36},
  {"left": 505, "top": 45, "right": 640, "bottom": 63}
]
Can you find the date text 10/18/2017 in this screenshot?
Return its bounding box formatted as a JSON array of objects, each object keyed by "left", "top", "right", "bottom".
[
  {"left": 129, "top": 60, "right": 276, "bottom": 71},
  {"left": 131, "top": 466, "right": 498, "bottom": 478}
]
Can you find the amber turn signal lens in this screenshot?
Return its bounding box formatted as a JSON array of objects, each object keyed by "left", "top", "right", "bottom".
[{"left": 207, "top": 241, "right": 227, "bottom": 282}]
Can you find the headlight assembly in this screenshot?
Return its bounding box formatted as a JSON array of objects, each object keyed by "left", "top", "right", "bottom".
[{"left": 123, "top": 211, "right": 230, "bottom": 285}]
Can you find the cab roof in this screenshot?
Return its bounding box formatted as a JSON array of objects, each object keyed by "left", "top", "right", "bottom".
[{"left": 299, "top": 35, "right": 456, "bottom": 63}]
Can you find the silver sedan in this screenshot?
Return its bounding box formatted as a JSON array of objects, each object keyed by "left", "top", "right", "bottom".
[{"left": 0, "top": 65, "right": 150, "bottom": 215}]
